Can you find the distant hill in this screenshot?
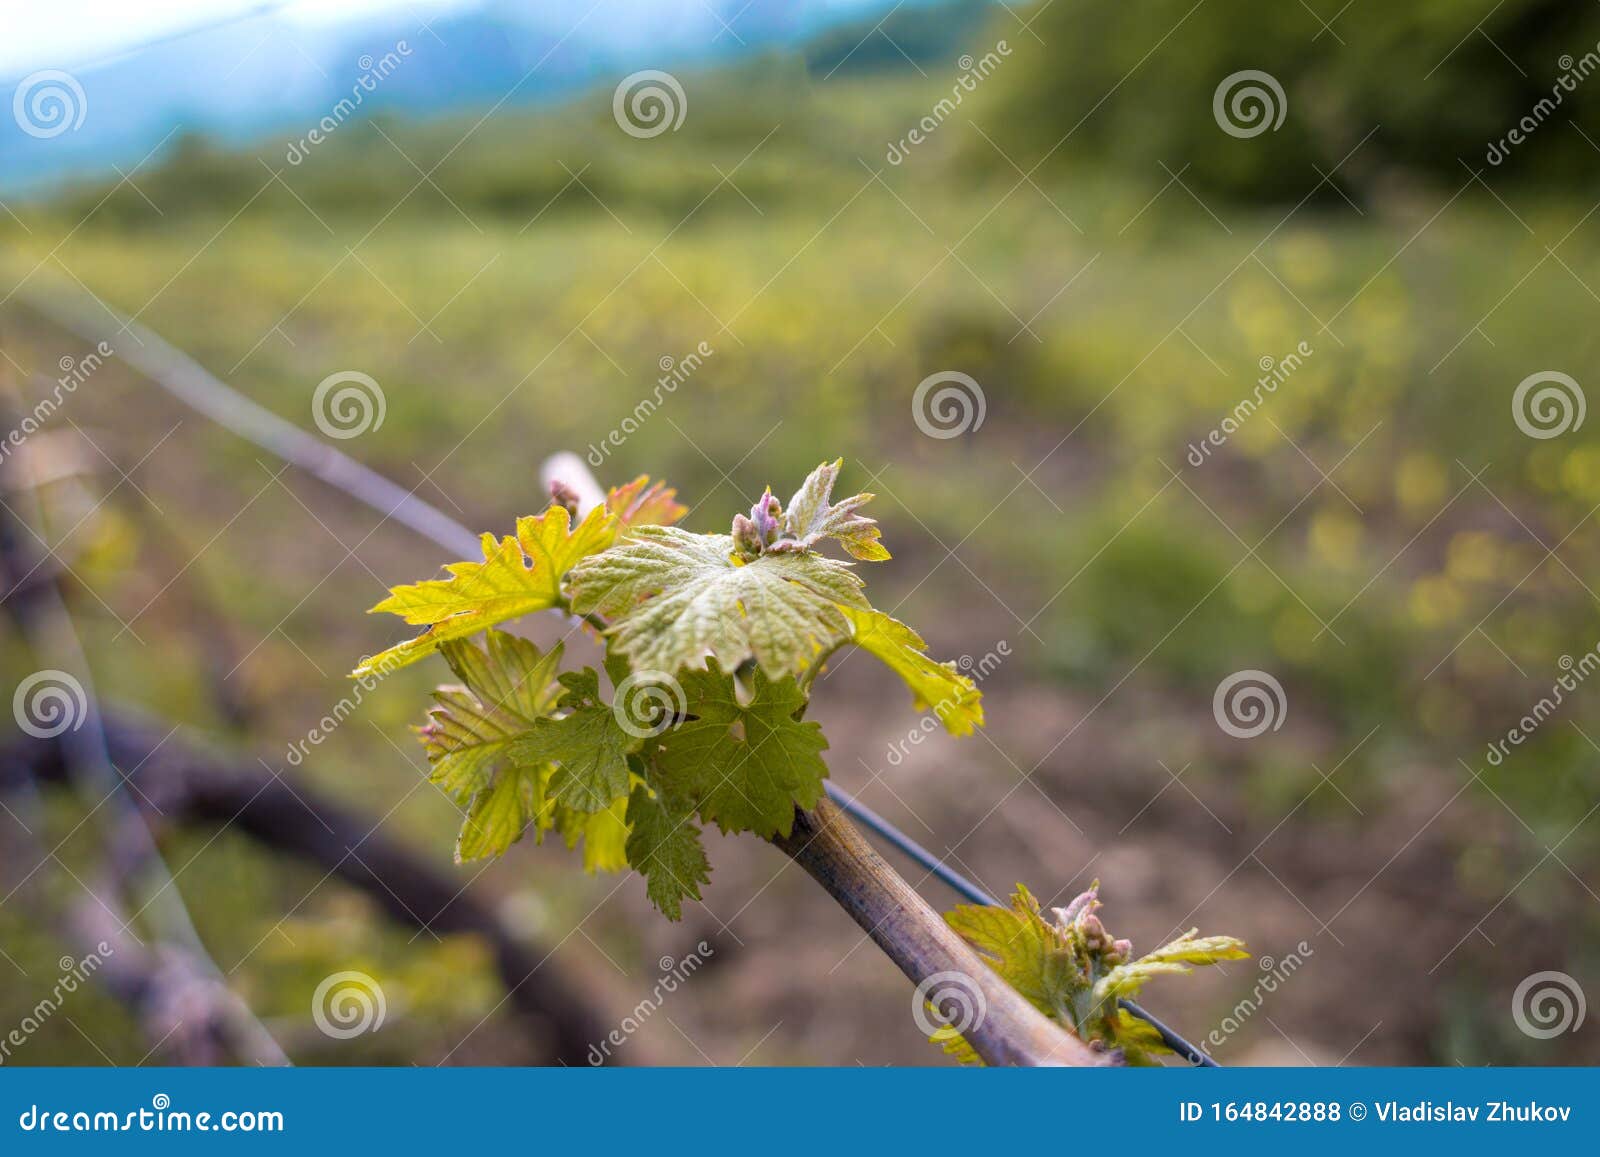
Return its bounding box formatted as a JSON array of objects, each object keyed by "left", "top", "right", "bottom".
[{"left": 0, "top": 0, "right": 978, "bottom": 194}]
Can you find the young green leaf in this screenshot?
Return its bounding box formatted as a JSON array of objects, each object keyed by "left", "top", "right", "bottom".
[
  {"left": 555, "top": 791, "right": 631, "bottom": 873},
  {"left": 650, "top": 661, "right": 829, "bottom": 838},
  {"left": 456, "top": 764, "right": 543, "bottom": 863},
  {"left": 775, "top": 458, "right": 889, "bottom": 561},
  {"left": 414, "top": 631, "right": 633, "bottom": 866},
  {"left": 418, "top": 631, "right": 564, "bottom": 804},
  {"left": 1093, "top": 931, "right": 1251, "bottom": 1003},
  {"left": 569, "top": 526, "right": 869, "bottom": 681},
  {"left": 624, "top": 783, "right": 712, "bottom": 920},
  {"left": 837, "top": 606, "right": 983, "bottom": 735},
  {"left": 355, "top": 504, "right": 617, "bottom": 676},
  {"left": 945, "top": 884, "right": 1080, "bottom": 1017},
  {"left": 937, "top": 882, "right": 1247, "bottom": 1065},
  {"left": 509, "top": 668, "right": 640, "bottom": 813}
]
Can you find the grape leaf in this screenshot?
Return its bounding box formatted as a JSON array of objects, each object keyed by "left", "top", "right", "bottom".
[
  {"left": 418, "top": 631, "right": 564, "bottom": 803},
  {"left": 569, "top": 526, "right": 869, "bottom": 681},
  {"left": 415, "top": 632, "right": 632, "bottom": 865},
  {"left": 607, "top": 475, "right": 687, "bottom": 531},
  {"left": 624, "top": 783, "right": 711, "bottom": 920},
  {"left": 838, "top": 606, "right": 983, "bottom": 736},
  {"left": 651, "top": 661, "right": 829, "bottom": 837},
  {"left": 1093, "top": 932, "right": 1251, "bottom": 1003},
  {"left": 945, "top": 884, "right": 1080, "bottom": 1017},
  {"left": 556, "top": 791, "right": 631, "bottom": 873},
  {"left": 775, "top": 458, "right": 889, "bottom": 561},
  {"left": 355, "top": 504, "right": 617, "bottom": 676},
  {"left": 939, "top": 883, "right": 1247, "bottom": 1065},
  {"left": 456, "top": 764, "right": 543, "bottom": 862},
  {"left": 509, "top": 668, "right": 640, "bottom": 814}
]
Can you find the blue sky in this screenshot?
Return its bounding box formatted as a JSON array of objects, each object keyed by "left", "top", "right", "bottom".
[
  {"left": 0, "top": 1, "right": 475, "bottom": 75},
  {"left": 2, "top": 0, "right": 888, "bottom": 77}
]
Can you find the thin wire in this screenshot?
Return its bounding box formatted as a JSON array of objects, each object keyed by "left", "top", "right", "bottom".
[
  {"left": 824, "top": 782, "right": 1221, "bottom": 1067},
  {"left": 24, "top": 289, "right": 481, "bottom": 559},
  {"left": 23, "top": 285, "right": 1215, "bottom": 1068}
]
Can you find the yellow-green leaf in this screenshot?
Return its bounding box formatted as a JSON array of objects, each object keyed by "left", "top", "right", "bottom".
[
  {"left": 418, "top": 631, "right": 564, "bottom": 804},
  {"left": 456, "top": 764, "right": 542, "bottom": 862},
  {"left": 838, "top": 606, "right": 983, "bottom": 735},
  {"left": 355, "top": 504, "right": 617, "bottom": 676},
  {"left": 554, "top": 790, "right": 631, "bottom": 873}
]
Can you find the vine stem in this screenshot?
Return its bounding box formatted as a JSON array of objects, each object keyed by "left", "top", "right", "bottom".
[
  {"left": 17, "top": 294, "right": 1118, "bottom": 1066},
  {"left": 771, "top": 797, "right": 1116, "bottom": 1067}
]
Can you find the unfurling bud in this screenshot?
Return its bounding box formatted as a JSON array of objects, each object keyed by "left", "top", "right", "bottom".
[
  {"left": 750, "top": 488, "right": 782, "bottom": 543},
  {"left": 549, "top": 480, "right": 582, "bottom": 519},
  {"left": 731, "top": 513, "right": 764, "bottom": 560},
  {"left": 1077, "top": 912, "right": 1110, "bottom": 951}
]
